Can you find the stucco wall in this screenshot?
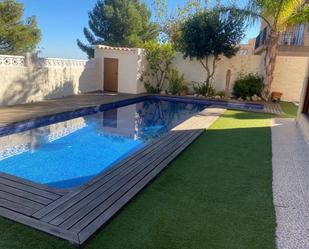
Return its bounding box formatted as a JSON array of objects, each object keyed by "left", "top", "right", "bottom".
[
  {"left": 95, "top": 46, "right": 146, "bottom": 94},
  {"left": 172, "top": 49, "right": 263, "bottom": 94},
  {"left": 173, "top": 50, "right": 308, "bottom": 102},
  {"left": 271, "top": 56, "right": 309, "bottom": 102},
  {"left": 0, "top": 55, "right": 99, "bottom": 106}
]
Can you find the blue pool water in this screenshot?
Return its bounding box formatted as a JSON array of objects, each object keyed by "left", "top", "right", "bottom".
[{"left": 0, "top": 99, "right": 206, "bottom": 188}]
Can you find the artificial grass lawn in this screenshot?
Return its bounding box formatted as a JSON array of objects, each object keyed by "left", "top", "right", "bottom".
[
  {"left": 279, "top": 101, "right": 298, "bottom": 118},
  {"left": 0, "top": 110, "right": 276, "bottom": 249}
]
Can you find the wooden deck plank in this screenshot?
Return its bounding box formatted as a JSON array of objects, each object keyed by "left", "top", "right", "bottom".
[
  {"left": 78, "top": 130, "right": 202, "bottom": 244},
  {"left": 0, "top": 190, "right": 44, "bottom": 210},
  {"left": 0, "top": 198, "right": 36, "bottom": 216},
  {"left": 0, "top": 176, "right": 61, "bottom": 200},
  {"left": 57, "top": 131, "right": 192, "bottom": 230},
  {"left": 0, "top": 184, "right": 53, "bottom": 205},
  {"left": 46, "top": 132, "right": 187, "bottom": 226},
  {"left": 0, "top": 173, "right": 67, "bottom": 196},
  {"left": 0, "top": 207, "right": 79, "bottom": 244},
  {"left": 34, "top": 132, "right": 180, "bottom": 221}
]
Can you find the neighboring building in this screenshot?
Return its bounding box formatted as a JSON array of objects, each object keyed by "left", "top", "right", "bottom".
[{"left": 254, "top": 18, "right": 309, "bottom": 57}]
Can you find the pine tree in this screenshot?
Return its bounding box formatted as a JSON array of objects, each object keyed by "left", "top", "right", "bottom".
[
  {"left": 0, "top": 0, "right": 41, "bottom": 55},
  {"left": 77, "top": 0, "right": 159, "bottom": 58}
]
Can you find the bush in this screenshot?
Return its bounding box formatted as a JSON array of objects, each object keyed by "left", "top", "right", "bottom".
[
  {"left": 193, "top": 81, "right": 216, "bottom": 97},
  {"left": 233, "top": 73, "right": 263, "bottom": 99},
  {"left": 168, "top": 68, "right": 186, "bottom": 95},
  {"left": 142, "top": 41, "right": 176, "bottom": 93},
  {"left": 216, "top": 91, "right": 225, "bottom": 98},
  {"left": 144, "top": 82, "right": 161, "bottom": 93}
]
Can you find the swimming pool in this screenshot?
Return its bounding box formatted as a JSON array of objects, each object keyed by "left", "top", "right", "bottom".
[{"left": 0, "top": 99, "right": 207, "bottom": 189}]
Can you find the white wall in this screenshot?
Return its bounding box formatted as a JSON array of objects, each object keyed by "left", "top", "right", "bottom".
[
  {"left": 172, "top": 50, "right": 263, "bottom": 94},
  {"left": 173, "top": 49, "right": 308, "bottom": 102},
  {"left": 95, "top": 46, "right": 146, "bottom": 94},
  {"left": 0, "top": 55, "right": 99, "bottom": 106},
  {"left": 1, "top": 45, "right": 308, "bottom": 106}
]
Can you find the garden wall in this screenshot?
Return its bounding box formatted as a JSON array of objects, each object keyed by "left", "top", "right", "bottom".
[
  {"left": 0, "top": 54, "right": 99, "bottom": 106},
  {"left": 172, "top": 47, "right": 309, "bottom": 102},
  {"left": 271, "top": 56, "right": 309, "bottom": 102},
  {"left": 172, "top": 45, "right": 263, "bottom": 96}
]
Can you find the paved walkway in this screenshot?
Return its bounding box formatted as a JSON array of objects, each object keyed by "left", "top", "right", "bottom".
[{"left": 272, "top": 118, "right": 309, "bottom": 249}]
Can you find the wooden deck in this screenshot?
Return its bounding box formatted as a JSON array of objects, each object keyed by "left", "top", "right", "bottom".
[
  {"left": 263, "top": 102, "right": 282, "bottom": 115},
  {"left": 0, "top": 129, "right": 203, "bottom": 245}
]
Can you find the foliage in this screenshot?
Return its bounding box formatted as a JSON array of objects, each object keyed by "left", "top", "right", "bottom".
[
  {"left": 0, "top": 0, "right": 41, "bottom": 54},
  {"left": 168, "top": 68, "right": 186, "bottom": 95},
  {"left": 233, "top": 73, "right": 263, "bottom": 99},
  {"left": 220, "top": 1, "right": 309, "bottom": 99},
  {"left": 142, "top": 41, "right": 176, "bottom": 93},
  {"left": 77, "top": 0, "right": 159, "bottom": 58},
  {"left": 144, "top": 82, "right": 161, "bottom": 94},
  {"left": 180, "top": 8, "right": 245, "bottom": 85},
  {"left": 152, "top": 0, "right": 204, "bottom": 49},
  {"left": 216, "top": 90, "right": 226, "bottom": 98},
  {"left": 193, "top": 82, "right": 216, "bottom": 97}
]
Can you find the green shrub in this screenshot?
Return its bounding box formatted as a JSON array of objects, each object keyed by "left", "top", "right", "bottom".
[
  {"left": 216, "top": 91, "right": 225, "bottom": 98},
  {"left": 144, "top": 81, "right": 161, "bottom": 93},
  {"left": 233, "top": 73, "right": 263, "bottom": 99},
  {"left": 168, "top": 68, "right": 186, "bottom": 95},
  {"left": 142, "top": 41, "right": 176, "bottom": 93},
  {"left": 193, "top": 81, "right": 216, "bottom": 97}
]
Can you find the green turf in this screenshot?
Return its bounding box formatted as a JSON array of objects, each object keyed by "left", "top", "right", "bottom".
[
  {"left": 279, "top": 101, "right": 299, "bottom": 118},
  {"left": 0, "top": 110, "right": 276, "bottom": 249}
]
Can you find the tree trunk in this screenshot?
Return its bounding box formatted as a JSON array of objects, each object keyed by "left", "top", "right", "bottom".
[
  {"left": 199, "top": 56, "right": 217, "bottom": 85},
  {"left": 263, "top": 29, "right": 280, "bottom": 100}
]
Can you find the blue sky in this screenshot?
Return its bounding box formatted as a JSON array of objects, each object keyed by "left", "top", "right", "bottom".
[{"left": 19, "top": 0, "right": 260, "bottom": 59}]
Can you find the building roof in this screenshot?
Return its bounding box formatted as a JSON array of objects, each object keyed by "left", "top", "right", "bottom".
[{"left": 95, "top": 45, "right": 136, "bottom": 52}]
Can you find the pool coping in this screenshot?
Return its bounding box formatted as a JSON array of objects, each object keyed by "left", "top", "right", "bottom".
[{"left": 0, "top": 106, "right": 225, "bottom": 246}]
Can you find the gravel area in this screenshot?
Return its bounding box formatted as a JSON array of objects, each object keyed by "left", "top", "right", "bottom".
[{"left": 272, "top": 118, "right": 309, "bottom": 249}]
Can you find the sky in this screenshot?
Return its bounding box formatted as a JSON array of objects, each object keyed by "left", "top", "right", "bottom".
[{"left": 19, "top": 0, "right": 260, "bottom": 59}]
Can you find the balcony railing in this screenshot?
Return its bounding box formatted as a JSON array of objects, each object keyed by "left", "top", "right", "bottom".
[
  {"left": 254, "top": 24, "right": 305, "bottom": 50},
  {"left": 254, "top": 26, "right": 269, "bottom": 50},
  {"left": 279, "top": 25, "right": 305, "bottom": 45}
]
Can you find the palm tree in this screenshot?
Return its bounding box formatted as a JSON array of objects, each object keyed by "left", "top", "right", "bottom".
[{"left": 222, "top": 0, "right": 309, "bottom": 99}]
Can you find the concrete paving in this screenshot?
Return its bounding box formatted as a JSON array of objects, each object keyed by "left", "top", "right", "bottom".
[{"left": 272, "top": 118, "right": 309, "bottom": 249}]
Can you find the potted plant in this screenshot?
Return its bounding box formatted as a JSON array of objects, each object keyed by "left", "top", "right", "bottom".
[{"left": 271, "top": 91, "right": 283, "bottom": 102}]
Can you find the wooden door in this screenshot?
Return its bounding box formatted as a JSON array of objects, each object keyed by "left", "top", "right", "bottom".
[{"left": 104, "top": 58, "right": 118, "bottom": 92}]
